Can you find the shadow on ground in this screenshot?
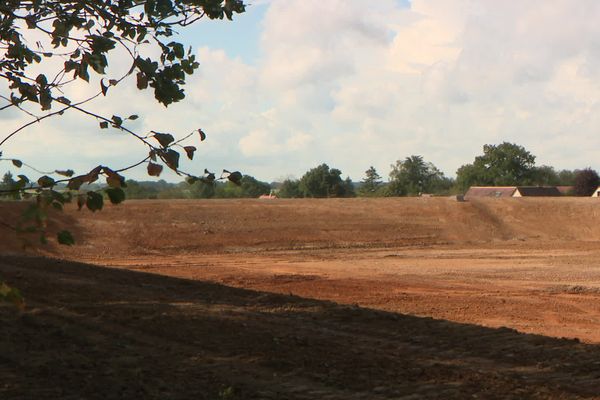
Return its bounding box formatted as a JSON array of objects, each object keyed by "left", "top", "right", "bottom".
[{"left": 1, "top": 255, "right": 600, "bottom": 400}]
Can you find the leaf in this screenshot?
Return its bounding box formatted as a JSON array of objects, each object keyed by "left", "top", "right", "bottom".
[
  {"left": 67, "top": 176, "right": 85, "bottom": 190},
  {"left": 153, "top": 132, "right": 174, "bottom": 148},
  {"left": 204, "top": 169, "right": 216, "bottom": 183},
  {"left": 55, "top": 169, "right": 74, "bottom": 177},
  {"left": 111, "top": 115, "right": 123, "bottom": 127},
  {"left": 100, "top": 78, "right": 109, "bottom": 96},
  {"left": 104, "top": 169, "right": 124, "bottom": 188},
  {"left": 0, "top": 281, "right": 25, "bottom": 310},
  {"left": 86, "top": 191, "right": 104, "bottom": 212},
  {"left": 162, "top": 149, "right": 180, "bottom": 171},
  {"left": 128, "top": 114, "right": 139, "bottom": 120},
  {"left": 106, "top": 187, "right": 126, "bottom": 204},
  {"left": 183, "top": 146, "right": 196, "bottom": 160},
  {"left": 228, "top": 171, "right": 243, "bottom": 185},
  {"left": 37, "top": 175, "right": 55, "bottom": 188},
  {"left": 136, "top": 72, "right": 148, "bottom": 89},
  {"left": 100, "top": 121, "right": 109, "bottom": 129},
  {"left": 77, "top": 194, "right": 86, "bottom": 210},
  {"left": 12, "top": 159, "right": 22, "bottom": 168},
  {"left": 147, "top": 162, "right": 163, "bottom": 177},
  {"left": 198, "top": 129, "right": 206, "bottom": 141}
]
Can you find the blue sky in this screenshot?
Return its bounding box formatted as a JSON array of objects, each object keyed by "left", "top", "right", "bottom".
[{"left": 3, "top": 0, "right": 600, "bottom": 184}]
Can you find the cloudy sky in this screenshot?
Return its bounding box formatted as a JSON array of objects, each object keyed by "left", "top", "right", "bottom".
[{"left": 3, "top": 0, "right": 600, "bottom": 182}]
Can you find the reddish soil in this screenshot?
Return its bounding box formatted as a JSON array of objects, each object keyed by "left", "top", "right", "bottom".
[{"left": 2, "top": 198, "right": 600, "bottom": 399}]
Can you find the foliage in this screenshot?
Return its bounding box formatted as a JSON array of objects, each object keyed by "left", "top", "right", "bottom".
[
  {"left": 530, "top": 165, "right": 560, "bottom": 186},
  {"left": 0, "top": 171, "right": 20, "bottom": 199},
  {"left": 277, "top": 179, "right": 302, "bottom": 198},
  {"left": 573, "top": 168, "right": 600, "bottom": 196},
  {"left": 358, "top": 166, "right": 382, "bottom": 196},
  {"left": 388, "top": 155, "right": 451, "bottom": 196},
  {"left": 455, "top": 142, "right": 536, "bottom": 191},
  {"left": 0, "top": 1, "right": 247, "bottom": 246},
  {"left": 298, "top": 164, "right": 352, "bottom": 198}
]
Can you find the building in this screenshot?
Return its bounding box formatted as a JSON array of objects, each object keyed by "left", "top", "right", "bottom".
[{"left": 465, "top": 186, "right": 562, "bottom": 199}]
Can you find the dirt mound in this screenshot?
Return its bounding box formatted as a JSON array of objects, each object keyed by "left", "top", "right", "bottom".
[{"left": 2, "top": 197, "right": 598, "bottom": 256}]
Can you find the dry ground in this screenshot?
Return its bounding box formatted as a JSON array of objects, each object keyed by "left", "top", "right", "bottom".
[{"left": 2, "top": 197, "right": 600, "bottom": 399}]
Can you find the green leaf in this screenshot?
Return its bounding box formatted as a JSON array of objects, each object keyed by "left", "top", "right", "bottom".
[
  {"left": 111, "top": 115, "right": 123, "bottom": 127},
  {"left": 100, "top": 121, "right": 109, "bottom": 129},
  {"left": 86, "top": 191, "right": 104, "bottom": 212},
  {"left": 147, "top": 162, "right": 163, "bottom": 177},
  {"left": 183, "top": 146, "right": 196, "bottom": 160},
  {"left": 56, "top": 230, "right": 75, "bottom": 246},
  {"left": 128, "top": 114, "right": 139, "bottom": 120},
  {"left": 153, "top": 132, "right": 175, "bottom": 147},
  {"left": 0, "top": 281, "right": 25, "bottom": 310},
  {"left": 12, "top": 159, "right": 22, "bottom": 168},
  {"left": 37, "top": 175, "right": 55, "bottom": 188},
  {"left": 106, "top": 187, "right": 126, "bottom": 204}
]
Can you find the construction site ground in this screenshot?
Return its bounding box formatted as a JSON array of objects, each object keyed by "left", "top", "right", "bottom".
[{"left": 2, "top": 197, "right": 600, "bottom": 399}]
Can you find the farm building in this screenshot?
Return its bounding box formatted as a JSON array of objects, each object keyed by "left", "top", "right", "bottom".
[
  {"left": 465, "top": 186, "right": 562, "bottom": 199},
  {"left": 592, "top": 187, "right": 600, "bottom": 197},
  {"left": 513, "top": 186, "right": 562, "bottom": 197}
]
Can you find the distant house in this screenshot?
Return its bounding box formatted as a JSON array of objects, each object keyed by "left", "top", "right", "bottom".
[
  {"left": 258, "top": 193, "right": 278, "bottom": 199},
  {"left": 465, "top": 186, "right": 562, "bottom": 199},
  {"left": 591, "top": 187, "right": 600, "bottom": 197},
  {"left": 513, "top": 186, "right": 562, "bottom": 197}
]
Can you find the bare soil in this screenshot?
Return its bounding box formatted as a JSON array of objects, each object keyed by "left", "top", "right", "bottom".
[{"left": 2, "top": 198, "right": 600, "bottom": 399}]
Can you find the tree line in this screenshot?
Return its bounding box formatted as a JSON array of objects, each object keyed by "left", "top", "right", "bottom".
[{"left": 2, "top": 142, "right": 599, "bottom": 200}]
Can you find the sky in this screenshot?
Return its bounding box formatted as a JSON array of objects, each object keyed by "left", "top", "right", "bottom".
[{"left": 3, "top": 0, "right": 600, "bottom": 183}]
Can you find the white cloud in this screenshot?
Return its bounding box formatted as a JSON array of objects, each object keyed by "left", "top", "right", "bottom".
[{"left": 4, "top": 0, "right": 600, "bottom": 183}]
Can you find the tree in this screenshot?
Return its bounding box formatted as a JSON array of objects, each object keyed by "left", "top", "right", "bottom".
[
  {"left": 531, "top": 165, "right": 560, "bottom": 186},
  {"left": 0, "top": 172, "right": 19, "bottom": 199},
  {"left": 299, "top": 164, "right": 351, "bottom": 198},
  {"left": 455, "top": 142, "right": 536, "bottom": 191},
  {"left": 214, "top": 175, "right": 270, "bottom": 198},
  {"left": 0, "top": 1, "right": 247, "bottom": 245},
  {"left": 0, "top": 1, "right": 247, "bottom": 304},
  {"left": 388, "top": 155, "right": 449, "bottom": 196},
  {"left": 573, "top": 168, "right": 599, "bottom": 196},
  {"left": 358, "top": 166, "right": 382, "bottom": 196},
  {"left": 277, "top": 179, "right": 302, "bottom": 198}
]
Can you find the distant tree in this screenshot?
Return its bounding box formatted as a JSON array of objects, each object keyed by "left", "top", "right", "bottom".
[
  {"left": 573, "top": 168, "right": 600, "bottom": 196},
  {"left": 455, "top": 142, "right": 536, "bottom": 191},
  {"left": 299, "top": 164, "right": 349, "bottom": 198},
  {"left": 359, "top": 166, "right": 382, "bottom": 196},
  {"left": 388, "top": 156, "right": 448, "bottom": 196},
  {"left": 0, "top": 172, "right": 19, "bottom": 199},
  {"left": 278, "top": 179, "right": 302, "bottom": 198},
  {"left": 557, "top": 169, "right": 577, "bottom": 186},
  {"left": 214, "top": 175, "right": 270, "bottom": 198},
  {"left": 190, "top": 181, "right": 217, "bottom": 199},
  {"left": 343, "top": 177, "right": 356, "bottom": 198},
  {"left": 531, "top": 165, "right": 560, "bottom": 186}
]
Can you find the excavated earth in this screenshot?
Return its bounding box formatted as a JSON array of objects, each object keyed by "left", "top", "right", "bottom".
[{"left": 2, "top": 197, "right": 600, "bottom": 399}]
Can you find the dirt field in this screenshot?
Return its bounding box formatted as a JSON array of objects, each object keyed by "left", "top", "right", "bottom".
[{"left": 2, "top": 197, "right": 600, "bottom": 399}]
